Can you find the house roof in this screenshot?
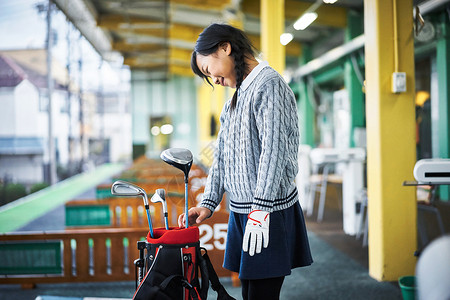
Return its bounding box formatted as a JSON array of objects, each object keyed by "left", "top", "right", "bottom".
[
  {"left": 0, "top": 54, "right": 28, "bottom": 87},
  {"left": 0, "top": 52, "right": 65, "bottom": 90},
  {"left": 1, "top": 49, "right": 69, "bottom": 86}
]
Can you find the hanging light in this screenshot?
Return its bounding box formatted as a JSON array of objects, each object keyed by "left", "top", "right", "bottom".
[
  {"left": 280, "top": 33, "right": 294, "bottom": 46},
  {"left": 160, "top": 124, "right": 174, "bottom": 135},
  {"left": 151, "top": 126, "right": 161, "bottom": 136},
  {"left": 323, "top": 0, "right": 338, "bottom": 3},
  {"left": 293, "top": 12, "right": 318, "bottom": 30}
]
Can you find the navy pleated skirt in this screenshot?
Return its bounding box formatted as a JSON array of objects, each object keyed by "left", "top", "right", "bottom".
[{"left": 223, "top": 200, "right": 313, "bottom": 280}]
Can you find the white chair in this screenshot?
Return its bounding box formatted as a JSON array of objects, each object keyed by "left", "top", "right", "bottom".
[
  {"left": 355, "top": 188, "right": 368, "bottom": 247},
  {"left": 306, "top": 162, "right": 342, "bottom": 222}
]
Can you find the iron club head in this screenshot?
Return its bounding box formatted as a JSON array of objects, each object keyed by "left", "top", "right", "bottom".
[
  {"left": 111, "top": 180, "right": 153, "bottom": 237},
  {"left": 151, "top": 188, "right": 169, "bottom": 230},
  {"left": 150, "top": 188, "right": 166, "bottom": 209},
  {"left": 111, "top": 180, "right": 149, "bottom": 206}
]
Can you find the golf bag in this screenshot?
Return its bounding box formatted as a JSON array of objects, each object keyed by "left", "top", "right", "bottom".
[{"left": 133, "top": 226, "right": 235, "bottom": 300}]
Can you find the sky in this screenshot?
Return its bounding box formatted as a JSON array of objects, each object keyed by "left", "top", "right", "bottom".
[{"left": 0, "top": 0, "right": 129, "bottom": 92}]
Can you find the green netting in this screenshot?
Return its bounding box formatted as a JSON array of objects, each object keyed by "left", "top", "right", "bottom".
[
  {"left": 0, "top": 241, "right": 62, "bottom": 275},
  {"left": 96, "top": 187, "right": 113, "bottom": 199},
  {"left": 65, "top": 205, "right": 111, "bottom": 226}
]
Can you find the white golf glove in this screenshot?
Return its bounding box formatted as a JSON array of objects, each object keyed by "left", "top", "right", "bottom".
[{"left": 242, "top": 210, "right": 270, "bottom": 256}]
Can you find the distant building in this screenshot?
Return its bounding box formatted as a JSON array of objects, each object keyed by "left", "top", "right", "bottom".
[{"left": 0, "top": 50, "right": 131, "bottom": 186}]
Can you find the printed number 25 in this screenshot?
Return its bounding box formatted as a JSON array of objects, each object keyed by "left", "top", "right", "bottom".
[{"left": 199, "top": 224, "right": 227, "bottom": 251}]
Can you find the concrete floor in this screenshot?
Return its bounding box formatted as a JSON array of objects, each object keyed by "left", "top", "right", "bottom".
[{"left": 305, "top": 185, "right": 370, "bottom": 269}]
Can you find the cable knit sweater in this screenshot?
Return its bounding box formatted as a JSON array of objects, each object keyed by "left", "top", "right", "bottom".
[{"left": 201, "top": 61, "right": 300, "bottom": 214}]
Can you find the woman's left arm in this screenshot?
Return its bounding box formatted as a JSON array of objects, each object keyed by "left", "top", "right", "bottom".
[{"left": 252, "top": 77, "right": 299, "bottom": 212}]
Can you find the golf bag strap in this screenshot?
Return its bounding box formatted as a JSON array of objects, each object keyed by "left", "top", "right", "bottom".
[
  {"left": 159, "top": 274, "right": 180, "bottom": 290},
  {"left": 159, "top": 275, "right": 201, "bottom": 300},
  {"left": 202, "top": 250, "right": 222, "bottom": 292},
  {"left": 197, "top": 248, "right": 209, "bottom": 300},
  {"left": 201, "top": 249, "right": 236, "bottom": 300}
]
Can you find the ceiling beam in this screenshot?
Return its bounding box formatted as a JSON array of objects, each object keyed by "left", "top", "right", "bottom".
[
  {"left": 248, "top": 35, "right": 302, "bottom": 57},
  {"left": 98, "top": 15, "right": 164, "bottom": 30},
  {"left": 243, "top": 0, "right": 347, "bottom": 28},
  {"left": 53, "top": 0, "right": 121, "bottom": 62},
  {"left": 169, "top": 64, "right": 194, "bottom": 76},
  {"left": 99, "top": 15, "right": 205, "bottom": 45},
  {"left": 123, "top": 47, "right": 192, "bottom": 65},
  {"left": 126, "top": 60, "right": 193, "bottom": 77},
  {"left": 171, "top": 0, "right": 232, "bottom": 10},
  {"left": 113, "top": 41, "right": 166, "bottom": 52}
]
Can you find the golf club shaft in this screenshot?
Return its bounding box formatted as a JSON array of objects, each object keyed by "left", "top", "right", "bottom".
[
  {"left": 185, "top": 182, "right": 188, "bottom": 228},
  {"left": 145, "top": 206, "right": 154, "bottom": 238},
  {"left": 164, "top": 212, "right": 169, "bottom": 230}
]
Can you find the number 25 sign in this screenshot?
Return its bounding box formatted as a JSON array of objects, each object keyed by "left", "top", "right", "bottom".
[{"left": 199, "top": 223, "right": 227, "bottom": 250}]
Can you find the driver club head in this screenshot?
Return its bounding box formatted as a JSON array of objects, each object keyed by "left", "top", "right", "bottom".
[
  {"left": 160, "top": 148, "right": 193, "bottom": 180},
  {"left": 160, "top": 148, "right": 193, "bottom": 229}
]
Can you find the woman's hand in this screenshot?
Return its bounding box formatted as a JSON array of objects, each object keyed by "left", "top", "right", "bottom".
[{"left": 178, "top": 206, "right": 212, "bottom": 227}]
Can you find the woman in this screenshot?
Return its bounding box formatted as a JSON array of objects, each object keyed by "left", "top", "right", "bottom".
[{"left": 178, "top": 23, "right": 313, "bottom": 300}]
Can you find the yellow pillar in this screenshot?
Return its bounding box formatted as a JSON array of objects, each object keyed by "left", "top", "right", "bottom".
[
  {"left": 261, "top": 0, "right": 285, "bottom": 73},
  {"left": 196, "top": 5, "right": 242, "bottom": 166},
  {"left": 197, "top": 84, "right": 229, "bottom": 166},
  {"left": 364, "top": 0, "right": 417, "bottom": 281}
]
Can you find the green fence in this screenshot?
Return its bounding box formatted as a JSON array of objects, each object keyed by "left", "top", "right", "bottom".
[
  {"left": 0, "top": 241, "right": 62, "bottom": 275},
  {"left": 65, "top": 205, "right": 111, "bottom": 226}
]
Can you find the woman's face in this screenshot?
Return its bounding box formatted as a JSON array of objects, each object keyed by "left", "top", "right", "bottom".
[{"left": 196, "top": 42, "right": 236, "bottom": 88}]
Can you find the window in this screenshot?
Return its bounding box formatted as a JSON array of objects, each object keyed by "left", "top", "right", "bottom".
[{"left": 39, "top": 92, "right": 49, "bottom": 112}]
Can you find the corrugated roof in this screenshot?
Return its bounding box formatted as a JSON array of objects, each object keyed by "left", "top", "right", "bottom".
[{"left": 0, "top": 137, "right": 44, "bottom": 155}]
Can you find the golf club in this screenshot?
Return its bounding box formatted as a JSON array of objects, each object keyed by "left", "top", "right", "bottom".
[
  {"left": 151, "top": 188, "right": 169, "bottom": 230},
  {"left": 160, "top": 148, "right": 193, "bottom": 228},
  {"left": 111, "top": 180, "right": 154, "bottom": 238}
]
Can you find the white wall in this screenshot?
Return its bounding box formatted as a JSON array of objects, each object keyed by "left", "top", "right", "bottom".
[
  {"left": 0, "top": 80, "right": 40, "bottom": 137},
  {"left": 53, "top": 90, "right": 70, "bottom": 165},
  {"left": 0, "top": 155, "right": 44, "bottom": 183},
  {"left": 130, "top": 72, "right": 198, "bottom": 157},
  {"left": 0, "top": 88, "right": 15, "bottom": 136},
  {"left": 13, "top": 80, "right": 40, "bottom": 137}
]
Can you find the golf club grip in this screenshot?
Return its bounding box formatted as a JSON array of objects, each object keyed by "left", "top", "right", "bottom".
[
  {"left": 185, "top": 182, "right": 188, "bottom": 228},
  {"left": 164, "top": 212, "right": 169, "bottom": 230},
  {"left": 145, "top": 209, "right": 154, "bottom": 238}
]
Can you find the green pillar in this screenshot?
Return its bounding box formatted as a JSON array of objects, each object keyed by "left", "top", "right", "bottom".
[
  {"left": 298, "top": 46, "right": 315, "bottom": 146},
  {"left": 345, "top": 10, "right": 365, "bottom": 147},
  {"left": 436, "top": 12, "right": 450, "bottom": 200}
]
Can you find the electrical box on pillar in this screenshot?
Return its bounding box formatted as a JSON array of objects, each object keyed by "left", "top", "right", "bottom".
[{"left": 392, "top": 72, "right": 406, "bottom": 93}]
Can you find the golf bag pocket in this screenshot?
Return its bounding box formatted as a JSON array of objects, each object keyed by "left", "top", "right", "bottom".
[{"left": 133, "top": 226, "right": 209, "bottom": 300}]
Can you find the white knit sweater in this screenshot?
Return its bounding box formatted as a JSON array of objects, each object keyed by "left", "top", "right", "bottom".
[{"left": 201, "top": 61, "right": 300, "bottom": 214}]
